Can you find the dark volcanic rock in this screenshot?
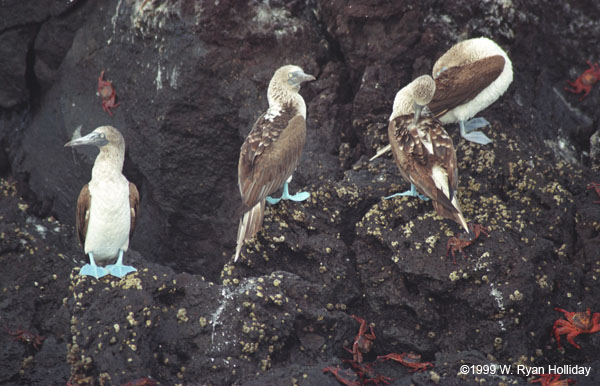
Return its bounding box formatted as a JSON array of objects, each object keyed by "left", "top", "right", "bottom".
[
  {"left": 2, "top": 0, "right": 600, "bottom": 386},
  {"left": 0, "top": 27, "right": 37, "bottom": 108}
]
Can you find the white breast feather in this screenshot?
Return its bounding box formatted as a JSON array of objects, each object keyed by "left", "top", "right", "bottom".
[
  {"left": 264, "top": 104, "right": 282, "bottom": 122},
  {"left": 85, "top": 177, "right": 131, "bottom": 263}
]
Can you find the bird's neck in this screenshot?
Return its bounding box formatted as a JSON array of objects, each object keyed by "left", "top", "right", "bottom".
[
  {"left": 268, "top": 85, "right": 306, "bottom": 119},
  {"left": 390, "top": 88, "right": 414, "bottom": 121},
  {"left": 92, "top": 147, "right": 124, "bottom": 180}
]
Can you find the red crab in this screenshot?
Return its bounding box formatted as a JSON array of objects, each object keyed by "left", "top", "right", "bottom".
[
  {"left": 121, "top": 378, "right": 157, "bottom": 386},
  {"left": 587, "top": 182, "right": 600, "bottom": 203},
  {"left": 377, "top": 352, "right": 434, "bottom": 372},
  {"left": 565, "top": 60, "right": 600, "bottom": 101},
  {"left": 343, "top": 361, "right": 393, "bottom": 385},
  {"left": 344, "top": 315, "right": 376, "bottom": 363},
  {"left": 530, "top": 373, "right": 576, "bottom": 386},
  {"left": 553, "top": 307, "right": 600, "bottom": 349},
  {"left": 6, "top": 327, "right": 45, "bottom": 350},
  {"left": 323, "top": 366, "right": 361, "bottom": 386},
  {"left": 446, "top": 223, "right": 490, "bottom": 262},
  {"left": 98, "top": 70, "right": 119, "bottom": 116}
]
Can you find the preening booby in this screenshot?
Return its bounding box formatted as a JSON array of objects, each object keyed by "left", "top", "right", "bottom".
[
  {"left": 235, "top": 65, "right": 316, "bottom": 262},
  {"left": 387, "top": 75, "right": 469, "bottom": 234},
  {"left": 370, "top": 36, "right": 513, "bottom": 160},
  {"left": 65, "top": 126, "right": 140, "bottom": 279},
  {"left": 429, "top": 36, "right": 513, "bottom": 145}
]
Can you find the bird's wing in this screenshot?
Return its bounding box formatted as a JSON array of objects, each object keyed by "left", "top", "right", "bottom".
[
  {"left": 429, "top": 55, "right": 505, "bottom": 117},
  {"left": 390, "top": 115, "right": 468, "bottom": 231},
  {"left": 238, "top": 108, "right": 306, "bottom": 215},
  {"left": 391, "top": 116, "right": 455, "bottom": 205},
  {"left": 129, "top": 182, "right": 140, "bottom": 238},
  {"left": 388, "top": 115, "right": 415, "bottom": 183},
  {"left": 428, "top": 121, "right": 458, "bottom": 203},
  {"left": 76, "top": 184, "right": 91, "bottom": 247}
]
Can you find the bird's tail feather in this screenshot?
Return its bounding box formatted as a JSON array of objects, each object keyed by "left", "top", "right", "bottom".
[
  {"left": 432, "top": 197, "right": 469, "bottom": 234},
  {"left": 234, "top": 199, "right": 265, "bottom": 262}
]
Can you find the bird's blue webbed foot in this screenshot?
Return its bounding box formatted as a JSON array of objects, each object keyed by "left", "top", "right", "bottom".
[
  {"left": 80, "top": 253, "right": 109, "bottom": 279},
  {"left": 106, "top": 250, "right": 137, "bottom": 278},
  {"left": 459, "top": 118, "right": 492, "bottom": 145},
  {"left": 266, "top": 180, "right": 310, "bottom": 205},
  {"left": 385, "top": 184, "right": 429, "bottom": 201}
]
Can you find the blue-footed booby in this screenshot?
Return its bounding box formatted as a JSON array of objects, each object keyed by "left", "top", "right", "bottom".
[
  {"left": 65, "top": 126, "right": 140, "bottom": 278},
  {"left": 429, "top": 36, "right": 513, "bottom": 145},
  {"left": 235, "top": 65, "right": 316, "bottom": 262},
  {"left": 387, "top": 75, "right": 470, "bottom": 234},
  {"left": 370, "top": 37, "right": 513, "bottom": 160}
]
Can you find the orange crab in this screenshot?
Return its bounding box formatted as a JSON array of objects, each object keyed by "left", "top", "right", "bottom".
[
  {"left": 98, "top": 70, "right": 120, "bottom": 116},
  {"left": 343, "top": 361, "right": 393, "bottom": 385},
  {"left": 565, "top": 60, "right": 600, "bottom": 101},
  {"left": 552, "top": 307, "right": 600, "bottom": 349},
  {"left": 377, "top": 352, "right": 433, "bottom": 372},
  {"left": 121, "top": 378, "right": 158, "bottom": 386},
  {"left": 446, "top": 223, "right": 489, "bottom": 262},
  {"left": 6, "top": 327, "right": 45, "bottom": 350},
  {"left": 587, "top": 182, "right": 600, "bottom": 204},
  {"left": 344, "top": 315, "right": 376, "bottom": 364},
  {"left": 530, "top": 373, "right": 575, "bottom": 386},
  {"left": 323, "top": 366, "right": 361, "bottom": 386}
]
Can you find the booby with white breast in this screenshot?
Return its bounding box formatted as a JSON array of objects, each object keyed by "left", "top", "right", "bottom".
[
  {"left": 387, "top": 75, "right": 469, "bottom": 234},
  {"left": 235, "top": 65, "right": 316, "bottom": 262},
  {"left": 65, "top": 126, "right": 140, "bottom": 278},
  {"left": 370, "top": 36, "right": 513, "bottom": 160},
  {"left": 429, "top": 36, "right": 513, "bottom": 145}
]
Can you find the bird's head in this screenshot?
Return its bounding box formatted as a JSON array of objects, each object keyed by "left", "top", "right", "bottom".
[
  {"left": 410, "top": 75, "right": 436, "bottom": 125},
  {"left": 271, "top": 65, "right": 316, "bottom": 93},
  {"left": 65, "top": 125, "right": 124, "bottom": 150}
]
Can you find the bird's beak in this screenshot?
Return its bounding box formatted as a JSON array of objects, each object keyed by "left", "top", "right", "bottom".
[
  {"left": 64, "top": 131, "right": 108, "bottom": 148},
  {"left": 288, "top": 71, "right": 316, "bottom": 86},
  {"left": 413, "top": 102, "right": 424, "bottom": 125}
]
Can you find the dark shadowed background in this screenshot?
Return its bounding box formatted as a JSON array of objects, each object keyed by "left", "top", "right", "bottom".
[{"left": 1, "top": 0, "right": 599, "bottom": 385}]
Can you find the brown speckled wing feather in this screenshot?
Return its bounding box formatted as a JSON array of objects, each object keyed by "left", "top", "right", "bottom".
[
  {"left": 128, "top": 182, "right": 140, "bottom": 238},
  {"left": 428, "top": 55, "right": 505, "bottom": 117},
  {"left": 388, "top": 115, "right": 463, "bottom": 224},
  {"left": 429, "top": 122, "right": 458, "bottom": 203},
  {"left": 238, "top": 107, "right": 306, "bottom": 215},
  {"left": 76, "top": 184, "right": 90, "bottom": 247},
  {"left": 235, "top": 107, "right": 306, "bottom": 260}
]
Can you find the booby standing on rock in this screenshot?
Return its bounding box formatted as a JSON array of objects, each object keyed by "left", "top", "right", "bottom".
[
  {"left": 370, "top": 36, "right": 513, "bottom": 160},
  {"left": 235, "top": 65, "right": 316, "bottom": 262},
  {"left": 387, "top": 75, "right": 469, "bottom": 234},
  {"left": 429, "top": 36, "right": 513, "bottom": 145},
  {"left": 65, "top": 126, "right": 140, "bottom": 279}
]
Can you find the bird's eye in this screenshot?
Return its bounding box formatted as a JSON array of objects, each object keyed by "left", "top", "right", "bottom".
[{"left": 288, "top": 73, "right": 293, "bottom": 78}]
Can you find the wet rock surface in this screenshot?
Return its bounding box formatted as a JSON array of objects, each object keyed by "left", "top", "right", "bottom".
[{"left": 1, "top": 0, "right": 600, "bottom": 385}]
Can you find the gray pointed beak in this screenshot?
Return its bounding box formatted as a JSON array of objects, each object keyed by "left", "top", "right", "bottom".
[
  {"left": 299, "top": 73, "right": 316, "bottom": 83},
  {"left": 288, "top": 71, "right": 316, "bottom": 87},
  {"left": 413, "top": 102, "right": 424, "bottom": 125},
  {"left": 64, "top": 131, "right": 108, "bottom": 148}
]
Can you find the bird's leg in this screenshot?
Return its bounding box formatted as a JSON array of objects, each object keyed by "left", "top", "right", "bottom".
[
  {"left": 385, "top": 184, "right": 429, "bottom": 201},
  {"left": 79, "top": 252, "right": 109, "bottom": 279},
  {"left": 459, "top": 118, "right": 492, "bottom": 145},
  {"left": 106, "top": 249, "right": 137, "bottom": 278},
  {"left": 266, "top": 175, "right": 310, "bottom": 205}
]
